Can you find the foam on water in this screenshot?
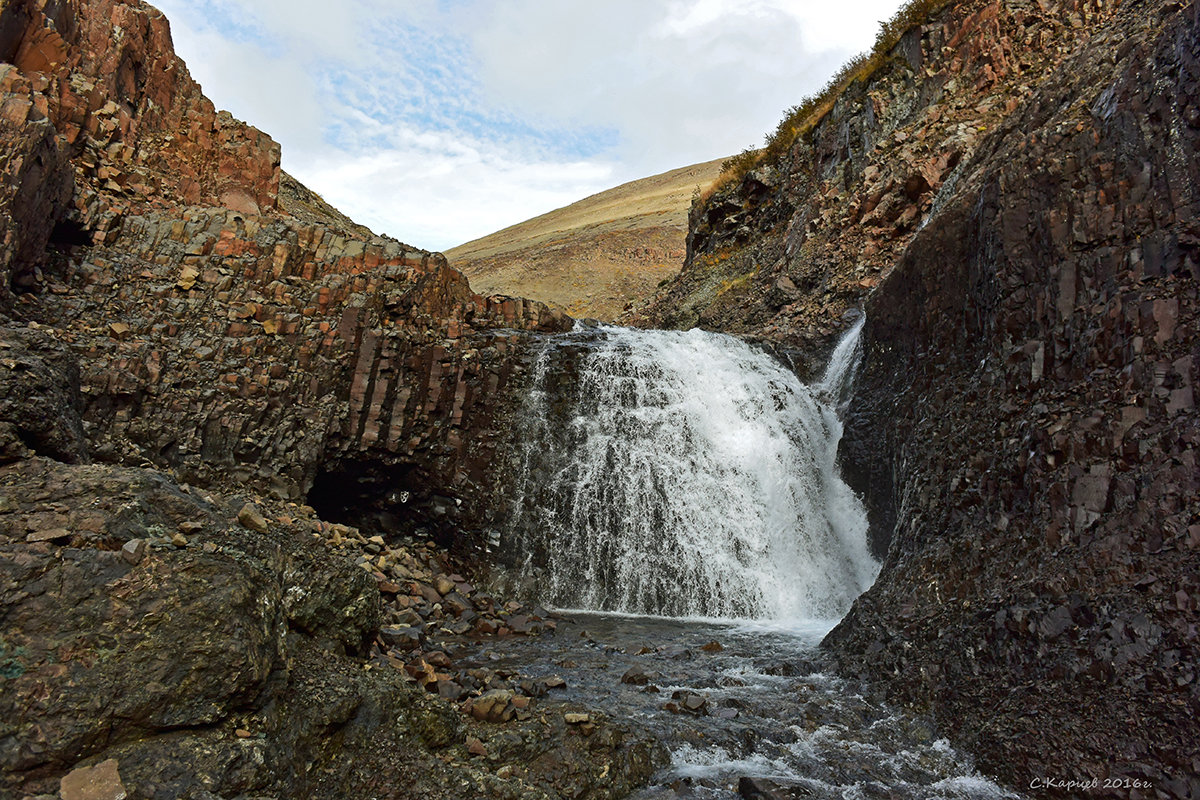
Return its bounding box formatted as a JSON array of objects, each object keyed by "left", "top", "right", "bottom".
[
  {"left": 670, "top": 744, "right": 798, "bottom": 781},
  {"left": 505, "top": 322, "right": 878, "bottom": 620}
]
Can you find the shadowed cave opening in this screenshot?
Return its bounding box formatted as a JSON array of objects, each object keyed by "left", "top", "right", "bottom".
[
  {"left": 306, "top": 458, "right": 469, "bottom": 550},
  {"left": 49, "top": 217, "right": 92, "bottom": 248}
]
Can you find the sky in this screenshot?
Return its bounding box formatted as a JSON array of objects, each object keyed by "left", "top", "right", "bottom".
[{"left": 152, "top": 0, "right": 905, "bottom": 251}]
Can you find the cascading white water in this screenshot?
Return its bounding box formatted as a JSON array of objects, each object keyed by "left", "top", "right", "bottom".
[{"left": 503, "top": 319, "right": 878, "bottom": 620}]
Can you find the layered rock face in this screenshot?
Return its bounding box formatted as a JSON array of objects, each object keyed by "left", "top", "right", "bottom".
[
  {"left": 1, "top": 0, "right": 570, "bottom": 543},
  {"left": 38, "top": 201, "right": 566, "bottom": 541},
  {"left": 631, "top": 0, "right": 1135, "bottom": 374},
  {"left": 0, "top": 2, "right": 665, "bottom": 798},
  {"left": 652, "top": 0, "right": 1198, "bottom": 793}
]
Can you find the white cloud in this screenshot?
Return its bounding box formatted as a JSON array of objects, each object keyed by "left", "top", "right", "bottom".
[
  {"left": 150, "top": 0, "right": 906, "bottom": 251},
  {"left": 299, "top": 146, "right": 616, "bottom": 250}
]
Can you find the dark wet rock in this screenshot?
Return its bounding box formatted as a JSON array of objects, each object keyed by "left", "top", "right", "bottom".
[
  {"left": 285, "top": 552, "right": 380, "bottom": 654},
  {"left": 0, "top": 327, "right": 87, "bottom": 463},
  {"left": 821, "top": 0, "right": 1200, "bottom": 792},
  {"left": 378, "top": 624, "right": 422, "bottom": 650},
  {"left": 666, "top": 690, "right": 709, "bottom": 716},
  {"left": 659, "top": 644, "right": 693, "bottom": 660},
  {"left": 738, "top": 776, "right": 810, "bottom": 799},
  {"left": 621, "top": 664, "right": 655, "bottom": 685},
  {"left": 443, "top": 591, "right": 472, "bottom": 616},
  {"left": 763, "top": 662, "right": 799, "bottom": 677},
  {"left": 0, "top": 66, "right": 73, "bottom": 306}
]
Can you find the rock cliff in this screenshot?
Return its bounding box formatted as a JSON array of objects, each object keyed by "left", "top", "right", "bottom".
[
  {"left": 646, "top": 0, "right": 1198, "bottom": 793},
  {"left": 0, "top": 1, "right": 667, "bottom": 798},
  {"left": 1, "top": 0, "right": 571, "bottom": 545}
]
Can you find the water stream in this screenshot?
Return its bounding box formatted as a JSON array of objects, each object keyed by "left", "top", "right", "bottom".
[{"left": 484, "top": 321, "right": 1018, "bottom": 798}]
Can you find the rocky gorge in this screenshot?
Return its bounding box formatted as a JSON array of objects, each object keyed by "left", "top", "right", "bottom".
[
  {"left": 633, "top": 0, "right": 1198, "bottom": 794},
  {"left": 0, "top": 0, "right": 1196, "bottom": 798}
]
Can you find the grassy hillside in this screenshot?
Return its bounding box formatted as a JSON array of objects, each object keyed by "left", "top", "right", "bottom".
[{"left": 446, "top": 158, "right": 725, "bottom": 320}]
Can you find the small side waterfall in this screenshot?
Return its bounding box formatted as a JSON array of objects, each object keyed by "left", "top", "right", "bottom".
[{"left": 502, "top": 321, "right": 878, "bottom": 620}]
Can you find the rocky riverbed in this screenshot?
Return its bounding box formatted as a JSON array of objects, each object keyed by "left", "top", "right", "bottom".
[
  {"left": 1, "top": 0, "right": 1196, "bottom": 796},
  {"left": 447, "top": 612, "right": 1020, "bottom": 800}
]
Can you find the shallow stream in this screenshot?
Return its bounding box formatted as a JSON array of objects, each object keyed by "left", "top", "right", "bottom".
[{"left": 456, "top": 612, "right": 1018, "bottom": 799}]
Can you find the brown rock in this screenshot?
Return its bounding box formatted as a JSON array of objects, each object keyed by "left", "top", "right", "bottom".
[
  {"left": 415, "top": 582, "right": 442, "bottom": 605},
  {"left": 25, "top": 527, "right": 70, "bottom": 543},
  {"left": 468, "top": 689, "right": 514, "bottom": 723},
  {"left": 237, "top": 503, "right": 269, "bottom": 533},
  {"left": 177, "top": 265, "right": 199, "bottom": 290},
  {"left": 434, "top": 574, "right": 456, "bottom": 596},
  {"left": 60, "top": 759, "right": 127, "bottom": 800},
  {"left": 424, "top": 650, "right": 451, "bottom": 669}
]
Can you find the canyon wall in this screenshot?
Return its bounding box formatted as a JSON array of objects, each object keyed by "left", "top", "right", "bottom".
[
  {"left": 0, "top": 0, "right": 571, "bottom": 546},
  {"left": 0, "top": 2, "right": 671, "bottom": 799},
  {"left": 651, "top": 0, "right": 1198, "bottom": 794}
]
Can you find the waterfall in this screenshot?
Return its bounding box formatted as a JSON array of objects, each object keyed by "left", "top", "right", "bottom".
[{"left": 502, "top": 321, "right": 878, "bottom": 621}]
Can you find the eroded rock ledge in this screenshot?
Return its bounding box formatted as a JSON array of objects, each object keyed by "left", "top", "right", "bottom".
[{"left": 1, "top": 0, "right": 572, "bottom": 548}]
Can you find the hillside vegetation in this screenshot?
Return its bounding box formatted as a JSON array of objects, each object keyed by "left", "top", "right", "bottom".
[{"left": 447, "top": 158, "right": 725, "bottom": 320}]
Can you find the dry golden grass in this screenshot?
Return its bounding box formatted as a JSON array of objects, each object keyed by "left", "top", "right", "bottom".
[
  {"left": 446, "top": 158, "right": 725, "bottom": 262},
  {"left": 445, "top": 158, "right": 727, "bottom": 320}
]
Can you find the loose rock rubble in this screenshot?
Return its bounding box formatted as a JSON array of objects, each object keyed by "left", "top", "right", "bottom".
[{"left": 305, "top": 519, "right": 581, "bottom": 719}]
